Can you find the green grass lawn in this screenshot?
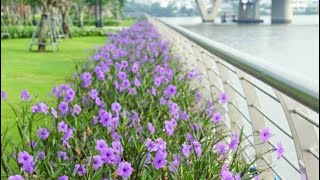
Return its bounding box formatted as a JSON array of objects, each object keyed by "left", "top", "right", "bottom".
[{"left": 1, "top": 37, "right": 107, "bottom": 134}]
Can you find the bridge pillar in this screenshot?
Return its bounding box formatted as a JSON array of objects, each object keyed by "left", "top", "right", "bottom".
[
  {"left": 271, "top": 0, "right": 293, "bottom": 24},
  {"left": 237, "top": 0, "right": 263, "bottom": 23}
]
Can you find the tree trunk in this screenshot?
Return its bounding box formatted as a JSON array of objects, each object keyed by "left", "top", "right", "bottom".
[
  {"left": 78, "top": 6, "right": 84, "bottom": 28},
  {"left": 62, "top": 6, "right": 71, "bottom": 39},
  {"left": 38, "top": 14, "right": 48, "bottom": 52}
]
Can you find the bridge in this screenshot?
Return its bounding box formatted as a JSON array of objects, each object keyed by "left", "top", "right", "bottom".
[{"left": 196, "top": 0, "right": 293, "bottom": 23}]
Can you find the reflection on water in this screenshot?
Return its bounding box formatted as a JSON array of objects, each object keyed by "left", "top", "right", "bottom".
[
  {"left": 160, "top": 15, "right": 319, "bottom": 180},
  {"left": 160, "top": 15, "right": 319, "bottom": 82}
]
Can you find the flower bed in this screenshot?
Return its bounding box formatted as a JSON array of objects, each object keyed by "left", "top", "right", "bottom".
[{"left": 1, "top": 20, "right": 284, "bottom": 179}]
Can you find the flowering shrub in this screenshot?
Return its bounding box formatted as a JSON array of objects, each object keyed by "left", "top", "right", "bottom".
[{"left": 1, "top": 21, "right": 284, "bottom": 179}]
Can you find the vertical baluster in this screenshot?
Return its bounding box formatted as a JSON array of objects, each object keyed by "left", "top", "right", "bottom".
[
  {"left": 238, "top": 71, "right": 273, "bottom": 179},
  {"left": 274, "top": 90, "right": 319, "bottom": 180}
]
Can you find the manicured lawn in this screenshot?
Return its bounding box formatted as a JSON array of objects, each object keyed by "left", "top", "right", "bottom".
[{"left": 1, "top": 37, "right": 107, "bottom": 134}]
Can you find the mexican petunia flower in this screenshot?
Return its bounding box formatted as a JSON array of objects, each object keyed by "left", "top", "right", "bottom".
[
  {"left": 117, "top": 161, "right": 134, "bottom": 178},
  {"left": 8, "top": 175, "right": 24, "bottom": 180},
  {"left": 111, "top": 102, "right": 122, "bottom": 114},
  {"left": 164, "top": 120, "right": 175, "bottom": 136},
  {"left": 229, "top": 132, "right": 239, "bottom": 151},
  {"left": 148, "top": 123, "right": 155, "bottom": 134},
  {"left": 213, "top": 112, "right": 222, "bottom": 124},
  {"left": 153, "top": 150, "right": 167, "bottom": 170},
  {"left": 74, "top": 164, "right": 87, "bottom": 176},
  {"left": 58, "top": 101, "right": 69, "bottom": 115},
  {"left": 93, "top": 155, "right": 103, "bottom": 170},
  {"left": 219, "top": 92, "right": 229, "bottom": 105},
  {"left": 182, "top": 142, "right": 192, "bottom": 158},
  {"left": 275, "top": 142, "right": 284, "bottom": 160},
  {"left": 57, "top": 121, "right": 68, "bottom": 132},
  {"left": 73, "top": 104, "right": 82, "bottom": 115},
  {"left": 18, "top": 151, "right": 33, "bottom": 165},
  {"left": 21, "top": 90, "right": 31, "bottom": 101},
  {"left": 96, "top": 139, "right": 108, "bottom": 153},
  {"left": 57, "top": 151, "right": 68, "bottom": 161},
  {"left": 58, "top": 175, "right": 68, "bottom": 180},
  {"left": 259, "top": 127, "right": 272, "bottom": 143},
  {"left": 37, "top": 128, "right": 50, "bottom": 140},
  {"left": 1, "top": 90, "right": 7, "bottom": 100},
  {"left": 165, "top": 84, "right": 177, "bottom": 97},
  {"left": 215, "top": 142, "right": 228, "bottom": 156}
]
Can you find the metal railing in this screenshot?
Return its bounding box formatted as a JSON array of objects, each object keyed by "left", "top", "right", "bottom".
[{"left": 150, "top": 18, "right": 319, "bottom": 180}]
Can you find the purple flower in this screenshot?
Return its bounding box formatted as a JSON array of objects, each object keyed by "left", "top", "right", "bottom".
[
  {"left": 58, "top": 101, "right": 69, "bottom": 115},
  {"left": 93, "top": 155, "right": 103, "bottom": 170},
  {"left": 58, "top": 175, "right": 68, "bottom": 180},
  {"left": 259, "top": 128, "right": 272, "bottom": 143},
  {"left": 37, "top": 128, "right": 50, "bottom": 140},
  {"left": 101, "top": 148, "right": 115, "bottom": 164},
  {"left": 154, "top": 76, "right": 161, "bottom": 87},
  {"left": 57, "top": 151, "right": 68, "bottom": 161},
  {"left": 96, "top": 139, "right": 108, "bottom": 152},
  {"left": 275, "top": 142, "right": 284, "bottom": 160},
  {"left": 153, "top": 151, "right": 167, "bottom": 170},
  {"left": 57, "top": 121, "right": 68, "bottom": 132},
  {"left": 22, "top": 161, "right": 34, "bottom": 174},
  {"left": 1, "top": 90, "right": 7, "bottom": 100},
  {"left": 188, "top": 69, "right": 197, "bottom": 80},
  {"left": 235, "top": 174, "right": 241, "bottom": 180},
  {"left": 254, "top": 175, "right": 260, "bottom": 180},
  {"left": 36, "top": 151, "right": 46, "bottom": 160},
  {"left": 213, "top": 112, "right": 222, "bottom": 124},
  {"left": 74, "top": 164, "right": 87, "bottom": 176},
  {"left": 111, "top": 102, "right": 122, "bottom": 113},
  {"left": 29, "top": 141, "right": 37, "bottom": 149},
  {"left": 21, "top": 90, "right": 31, "bottom": 101},
  {"left": 182, "top": 143, "right": 192, "bottom": 158},
  {"left": 132, "top": 62, "right": 139, "bottom": 73},
  {"left": 134, "top": 78, "right": 141, "bottom": 87},
  {"left": 221, "top": 169, "right": 234, "bottom": 180},
  {"left": 89, "top": 89, "right": 99, "bottom": 100},
  {"left": 219, "top": 92, "right": 229, "bottom": 104},
  {"left": 62, "top": 128, "right": 73, "bottom": 141},
  {"left": 121, "top": 79, "right": 131, "bottom": 89},
  {"left": 73, "top": 104, "right": 82, "bottom": 115},
  {"left": 112, "top": 141, "right": 123, "bottom": 155},
  {"left": 8, "top": 175, "right": 24, "bottom": 180},
  {"left": 117, "top": 161, "right": 134, "bottom": 178},
  {"left": 215, "top": 142, "right": 228, "bottom": 156},
  {"left": 18, "top": 151, "right": 33, "bottom": 164},
  {"left": 64, "top": 88, "right": 75, "bottom": 102},
  {"left": 165, "top": 85, "right": 177, "bottom": 96},
  {"left": 192, "top": 141, "right": 202, "bottom": 157},
  {"left": 186, "top": 133, "right": 194, "bottom": 142},
  {"left": 118, "top": 71, "right": 127, "bottom": 80},
  {"left": 145, "top": 139, "right": 157, "bottom": 152},
  {"left": 164, "top": 121, "right": 174, "bottom": 136},
  {"left": 160, "top": 98, "right": 166, "bottom": 105},
  {"left": 100, "top": 112, "right": 112, "bottom": 127},
  {"left": 148, "top": 123, "right": 155, "bottom": 134},
  {"left": 51, "top": 108, "right": 57, "bottom": 118},
  {"left": 229, "top": 133, "right": 239, "bottom": 151}
]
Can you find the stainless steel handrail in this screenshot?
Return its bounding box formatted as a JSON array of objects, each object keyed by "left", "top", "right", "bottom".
[{"left": 157, "top": 19, "right": 319, "bottom": 113}]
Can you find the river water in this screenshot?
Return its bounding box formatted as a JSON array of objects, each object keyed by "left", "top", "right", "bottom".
[
  {"left": 160, "top": 15, "right": 319, "bottom": 82},
  {"left": 160, "top": 15, "right": 319, "bottom": 180}
]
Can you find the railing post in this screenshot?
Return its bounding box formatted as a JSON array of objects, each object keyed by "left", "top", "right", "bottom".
[
  {"left": 216, "top": 61, "right": 243, "bottom": 133},
  {"left": 238, "top": 71, "right": 273, "bottom": 179},
  {"left": 274, "top": 90, "right": 319, "bottom": 180}
]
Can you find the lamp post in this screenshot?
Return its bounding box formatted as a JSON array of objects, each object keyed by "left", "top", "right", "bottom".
[{"left": 96, "top": 0, "right": 102, "bottom": 27}]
